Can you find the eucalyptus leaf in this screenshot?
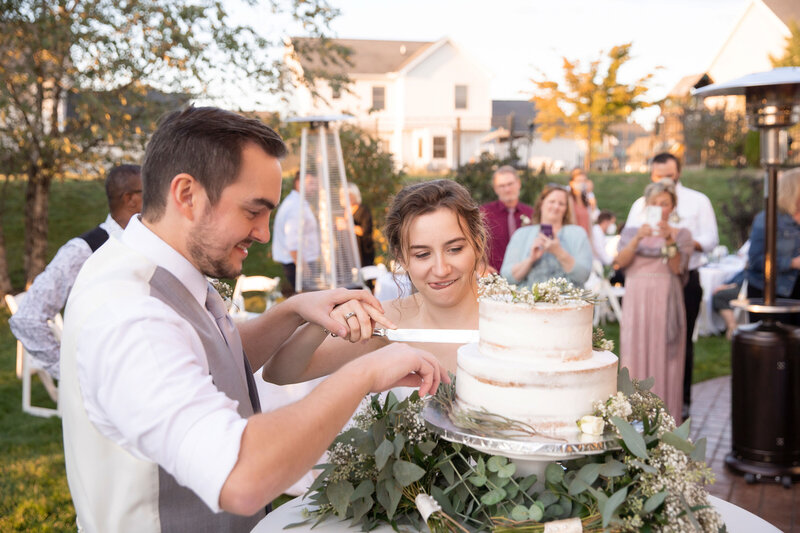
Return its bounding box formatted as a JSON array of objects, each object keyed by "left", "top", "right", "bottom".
[
  {"left": 371, "top": 418, "right": 387, "bottom": 446},
  {"left": 545, "top": 463, "right": 565, "bottom": 484},
  {"left": 393, "top": 434, "right": 406, "bottom": 458},
  {"left": 468, "top": 474, "right": 488, "bottom": 487},
  {"left": 350, "top": 496, "right": 373, "bottom": 524},
  {"left": 505, "top": 482, "right": 519, "bottom": 499},
  {"left": 644, "top": 491, "right": 668, "bottom": 513},
  {"left": 487, "top": 455, "right": 507, "bottom": 472},
  {"left": 611, "top": 416, "right": 648, "bottom": 459},
  {"left": 691, "top": 437, "right": 708, "bottom": 462},
  {"left": 385, "top": 479, "right": 403, "bottom": 518},
  {"left": 601, "top": 486, "right": 628, "bottom": 528},
  {"left": 518, "top": 474, "right": 538, "bottom": 492},
  {"left": 480, "top": 487, "right": 507, "bottom": 506},
  {"left": 375, "top": 439, "right": 394, "bottom": 470},
  {"left": 393, "top": 460, "right": 426, "bottom": 487},
  {"left": 674, "top": 417, "right": 691, "bottom": 440},
  {"left": 568, "top": 478, "right": 590, "bottom": 496},
  {"left": 431, "top": 486, "right": 455, "bottom": 517},
  {"left": 489, "top": 472, "right": 511, "bottom": 488},
  {"left": 476, "top": 456, "right": 486, "bottom": 476},
  {"left": 307, "top": 464, "right": 336, "bottom": 493},
  {"left": 599, "top": 458, "right": 627, "bottom": 477},
  {"left": 326, "top": 480, "right": 354, "bottom": 518},
  {"left": 617, "top": 367, "right": 635, "bottom": 395},
  {"left": 528, "top": 501, "right": 545, "bottom": 521},
  {"left": 559, "top": 496, "right": 572, "bottom": 516},
  {"left": 439, "top": 460, "right": 455, "bottom": 485},
  {"left": 538, "top": 491, "right": 558, "bottom": 507},
  {"left": 497, "top": 462, "right": 516, "bottom": 478},
  {"left": 662, "top": 431, "right": 695, "bottom": 454},
  {"left": 630, "top": 459, "right": 658, "bottom": 474},
  {"left": 417, "top": 440, "right": 437, "bottom": 455},
  {"left": 577, "top": 462, "right": 602, "bottom": 485},
  {"left": 545, "top": 503, "right": 564, "bottom": 519},
  {"left": 351, "top": 480, "right": 374, "bottom": 502},
  {"left": 639, "top": 376, "right": 654, "bottom": 391},
  {"left": 511, "top": 504, "right": 529, "bottom": 521}
]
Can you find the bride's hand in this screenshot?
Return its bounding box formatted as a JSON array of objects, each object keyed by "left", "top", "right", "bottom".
[
  {"left": 287, "top": 288, "right": 391, "bottom": 340},
  {"left": 331, "top": 298, "right": 396, "bottom": 343}
]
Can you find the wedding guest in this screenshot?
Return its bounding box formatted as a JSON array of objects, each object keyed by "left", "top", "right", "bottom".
[
  {"left": 616, "top": 179, "right": 693, "bottom": 422},
  {"left": 272, "top": 171, "right": 321, "bottom": 295},
  {"left": 592, "top": 210, "right": 617, "bottom": 266},
  {"left": 569, "top": 168, "right": 597, "bottom": 236},
  {"left": 480, "top": 165, "right": 534, "bottom": 272},
  {"left": 59, "top": 106, "right": 445, "bottom": 532},
  {"left": 625, "top": 152, "right": 718, "bottom": 419},
  {"left": 347, "top": 183, "right": 375, "bottom": 268},
  {"left": 266, "top": 179, "right": 485, "bottom": 376},
  {"left": 745, "top": 167, "right": 800, "bottom": 326},
  {"left": 500, "top": 184, "right": 592, "bottom": 289},
  {"left": 9, "top": 164, "right": 142, "bottom": 379},
  {"left": 712, "top": 270, "right": 745, "bottom": 339}
]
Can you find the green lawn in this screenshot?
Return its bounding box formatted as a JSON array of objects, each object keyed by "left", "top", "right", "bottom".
[{"left": 0, "top": 171, "right": 741, "bottom": 531}]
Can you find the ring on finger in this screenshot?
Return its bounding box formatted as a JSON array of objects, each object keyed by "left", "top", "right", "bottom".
[{"left": 343, "top": 311, "right": 356, "bottom": 320}]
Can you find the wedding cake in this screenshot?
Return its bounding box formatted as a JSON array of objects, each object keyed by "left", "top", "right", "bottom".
[{"left": 456, "top": 277, "right": 618, "bottom": 435}]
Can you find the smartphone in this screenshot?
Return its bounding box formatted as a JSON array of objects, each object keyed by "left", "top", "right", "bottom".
[
  {"left": 645, "top": 206, "right": 661, "bottom": 235},
  {"left": 541, "top": 224, "right": 553, "bottom": 238}
]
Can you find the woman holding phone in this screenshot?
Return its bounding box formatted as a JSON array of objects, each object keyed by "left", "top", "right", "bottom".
[
  {"left": 615, "top": 179, "right": 693, "bottom": 422},
  {"left": 501, "top": 184, "right": 592, "bottom": 288}
]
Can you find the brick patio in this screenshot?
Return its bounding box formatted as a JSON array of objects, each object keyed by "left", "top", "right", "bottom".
[{"left": 690, "top": 376, "right": 797, "bottom": 532}]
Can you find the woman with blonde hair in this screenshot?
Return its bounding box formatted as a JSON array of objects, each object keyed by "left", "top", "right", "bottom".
[
  {"left": 745, "top": 167, "right": 800, "bottom": 325},
  {"left": 500, "top": 183, "right": 592, "bottom": 288},
  {"left": 615, "top": 179, "right": 693, "bottom": 422}
]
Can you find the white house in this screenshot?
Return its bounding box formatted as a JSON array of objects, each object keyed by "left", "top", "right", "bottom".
[{"left": 286, "top": 37, "right": 492, "bottom": 171}]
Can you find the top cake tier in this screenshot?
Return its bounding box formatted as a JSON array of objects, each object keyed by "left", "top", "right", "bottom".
[{"left": 478, "top": 299, "right": 593, "bottom": 362}]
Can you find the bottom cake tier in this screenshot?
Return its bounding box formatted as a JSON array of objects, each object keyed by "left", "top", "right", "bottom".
[{"left": 456, "top": 343, "right": 618, "bottom": 435}]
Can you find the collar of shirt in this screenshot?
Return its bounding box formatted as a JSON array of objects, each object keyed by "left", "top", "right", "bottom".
[
  {"left": 121, "top": 216, "right": 209, "bottom": 309},
  {"left": 99, "top": 213, "right": 125, "bottom": 238}
]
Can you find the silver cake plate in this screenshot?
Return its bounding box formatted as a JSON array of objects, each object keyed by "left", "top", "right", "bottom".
[{"left": 422, "top": 400, "right": 623, "bottom": 463}]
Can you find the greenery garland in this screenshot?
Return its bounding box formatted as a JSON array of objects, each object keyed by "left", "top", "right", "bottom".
[{"left": 297, "top": 369, "right": 725, "bottom": 532}]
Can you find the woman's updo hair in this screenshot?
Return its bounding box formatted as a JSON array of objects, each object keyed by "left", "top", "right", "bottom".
[
  {"left": 384, "top": 179, "right": 486, "bottom": 269},
  {"left": 644, "top": 178, "right": 678, "bottom": 207}
]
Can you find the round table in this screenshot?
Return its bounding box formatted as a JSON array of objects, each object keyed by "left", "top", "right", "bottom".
[{"left": 251, "top": 494, "right": 780, "bottom": 533}]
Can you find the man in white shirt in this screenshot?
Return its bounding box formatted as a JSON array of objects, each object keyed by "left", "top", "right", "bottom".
[
  {"left": 60, "top": 106, "right": 444, "bottom": 533},
  {"left": 271, "top": 171, "right": 321, "bottom": 295},
  {"left": 591, "top": 210, "right": 617, "bottom": 266},
  {"left": 625, "top": 153, "right": 719, "bottom": 418},
  {"left": 9, "top": 164, "right": 142, "bottom": 379}
]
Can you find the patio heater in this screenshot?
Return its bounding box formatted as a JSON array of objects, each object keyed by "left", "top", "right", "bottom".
[
  {"left": 695, "top": 67, "right": 800, "bottom": 487},
  {"left": 285, "top": 115, "right": 363, "bottom": 293}
]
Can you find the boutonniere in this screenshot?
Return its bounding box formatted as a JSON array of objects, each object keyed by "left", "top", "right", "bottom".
[
  {"left": 519, "top": 214, "right": 532, "bottom": 227},
  {"left": 209, "top": 278, "right": 234, "bottom": 311}
]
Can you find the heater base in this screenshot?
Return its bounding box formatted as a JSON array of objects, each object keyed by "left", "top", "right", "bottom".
[{"left": 725, "top": 452, "right": 800, "bottom": 488}]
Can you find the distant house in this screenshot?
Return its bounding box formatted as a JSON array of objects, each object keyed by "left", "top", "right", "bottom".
[
  {"left": 481, "top": 100, "right": 584, "bottom": 172},
  {"left": 285, "top": 37, "right": 492, "bottom": 171}
]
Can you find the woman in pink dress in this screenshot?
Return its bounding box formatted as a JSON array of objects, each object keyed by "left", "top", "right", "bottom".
[{"left": 616, "top": 179, "right": 693, "bottom": 422}]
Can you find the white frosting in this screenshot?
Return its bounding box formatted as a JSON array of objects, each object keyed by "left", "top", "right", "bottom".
[
  {"left": 456, "top": 299, "right": 618, "bottom": 435},
  {"left": 479, "top": 299, "right": 593, "bottom": 362}
]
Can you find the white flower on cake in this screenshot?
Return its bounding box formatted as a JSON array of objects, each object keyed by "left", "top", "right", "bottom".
[
  {"left": 478, "top": 274, "right": 599, "bottom": 306},
  {"left": 577, "top": 415, "right": 605, "bottom": 435}
]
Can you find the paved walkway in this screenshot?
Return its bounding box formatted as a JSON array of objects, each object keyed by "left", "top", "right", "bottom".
[{"left": 690, "top": 376, "right": 797, "bottom": 532}]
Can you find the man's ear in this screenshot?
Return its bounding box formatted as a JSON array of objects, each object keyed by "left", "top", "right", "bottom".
[{"left": 170, "top": 173, "right": 202, "bottom": 220}]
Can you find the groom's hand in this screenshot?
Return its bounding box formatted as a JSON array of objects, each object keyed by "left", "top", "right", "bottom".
[
  {"left": 348, "top": 343, "right": 449, "bottom": 397},
  {"left": 286, "top": 288, "right": 387, "bottom": 338}
]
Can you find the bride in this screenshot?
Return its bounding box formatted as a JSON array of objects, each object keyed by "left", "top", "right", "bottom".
[{"left": 262, "top": 179, "right": 487, "bottom": 383}]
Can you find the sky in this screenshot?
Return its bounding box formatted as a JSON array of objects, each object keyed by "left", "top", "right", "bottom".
[{"left": 227, "top": 0, "right": 754, "bottom": 128}]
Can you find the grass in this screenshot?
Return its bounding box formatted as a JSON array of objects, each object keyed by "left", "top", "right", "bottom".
[{"left": 0, "top": 170, "right": 741, "bottom": 530}]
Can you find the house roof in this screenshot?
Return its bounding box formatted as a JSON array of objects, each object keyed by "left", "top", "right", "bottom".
[
  {"left": 290, "top": 37, "right": 435, "bottom": 75},
  {"left": 763, "top": 0, "right": 800, "bottom": 26},
  {"left": 491, "top": 100, "right": 536, "bottom": 134},
  {"left": 667, "top": 73, "right": 714, "bottom": 98}
]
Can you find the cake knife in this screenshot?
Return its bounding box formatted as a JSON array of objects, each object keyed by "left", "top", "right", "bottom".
[{"left": 372, "top": 327, "right": 479, "bottom": 344}]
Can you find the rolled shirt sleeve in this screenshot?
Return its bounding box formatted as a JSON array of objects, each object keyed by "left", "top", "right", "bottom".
[{"left": 77, "top": 298, "right": 247, "bottom": 512}]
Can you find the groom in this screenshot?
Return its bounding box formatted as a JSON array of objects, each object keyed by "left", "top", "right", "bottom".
[{"left": 60, "top": 106, "right": 445, "bottom": 533}]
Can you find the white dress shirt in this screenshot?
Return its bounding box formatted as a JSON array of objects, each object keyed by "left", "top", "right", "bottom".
[
  {"left": 591, "top": 224, "right": 614, "bottom": 266},
  {"left": 271, "top": 189, "right": 320, "bottom": 264},
  {"left": 74, "top": 216, "right": 247, "bottom": 512},
  {"left": 9, "top": 214, "right": 123, "bottom": 379},
  {"left": 625, "top": 182, "right": 718, "bottom": 271}
]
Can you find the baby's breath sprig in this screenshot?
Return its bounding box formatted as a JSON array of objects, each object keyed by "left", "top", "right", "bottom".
[
  {"left": 478, "top": 274, "right": 601, "bottom": 306},
  {"left": 592, "top": 328, "right": 615, "bottom": 351}
]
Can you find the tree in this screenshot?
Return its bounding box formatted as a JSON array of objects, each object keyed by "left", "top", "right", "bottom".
[
  {"left": 529, "top": 43, "right": 654, "bottom": 170},
  {"left": 770, "top": 20, "right": 800, "bottom": 67},
  {"left": 0, "top": 0, "right": 345, "bottom": 294}
]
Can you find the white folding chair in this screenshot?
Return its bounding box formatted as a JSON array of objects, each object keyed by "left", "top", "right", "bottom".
[
  {"left": 587, "top": 260, "right": 624, "bottom": 327},
  {"left": 231, "top": 275, "right": 281, "bottom": 317},
  {"left": 5, "top": 292, "right": 60, "bottom": 418},
  {"left": 732, "top": 278, "right": 749, "bottom": 326}
]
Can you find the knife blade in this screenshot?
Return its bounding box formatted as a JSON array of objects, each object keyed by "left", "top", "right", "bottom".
[{"left": 373, "top": 327, "right": 479, "bottom": 344}]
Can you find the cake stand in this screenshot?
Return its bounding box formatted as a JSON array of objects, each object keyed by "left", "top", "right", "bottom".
[{"left": 422, "top": 400, "right": 626, "bottom": 484}]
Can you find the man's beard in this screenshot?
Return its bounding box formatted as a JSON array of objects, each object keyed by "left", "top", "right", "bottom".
[{"left": 187, "top": 217, "right": 245, "bottom": 279}]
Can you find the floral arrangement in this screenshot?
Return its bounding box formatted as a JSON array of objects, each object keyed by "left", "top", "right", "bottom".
[
  {"left": 299, "top": 369, "right": 725, "bottom": 532},
  {"left": 478, "top": 274, "right": 600, "bottom": 306}
]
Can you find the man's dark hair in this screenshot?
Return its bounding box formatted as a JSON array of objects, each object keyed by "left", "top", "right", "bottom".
[
  {"left": 141, "top": 106, "right": 287, "bottom": 221},
  {"left": 106, "top": 164, "right": 142, "bottom": 212},
  {"left": 597, "top": 209, "right": 615, "bottom": 225},
  {"left": 651, "top": 152, "right": 681, "bottom": 173}
]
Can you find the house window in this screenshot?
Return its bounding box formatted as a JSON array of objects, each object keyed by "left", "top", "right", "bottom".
[
  {"left": 372, "top": 86, "right": 385, "bottom": 110},
  {"left": 433, "top": 136, "right": 447, "bottom": 159},
  {"left": 455, "top": 85, "right": 468, "bottom": 109}
]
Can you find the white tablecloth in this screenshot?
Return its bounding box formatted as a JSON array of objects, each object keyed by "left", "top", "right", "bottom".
[
  {"left": 252, "top": 494, "right": 779, "bottom": 533},
  {"left": 695, "top": 256, "right": 746, "bottom": 337}
]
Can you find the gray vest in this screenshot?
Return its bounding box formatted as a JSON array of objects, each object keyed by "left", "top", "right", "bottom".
[{"left": 149, "top": 267, "right": 265, "bottom": 532}]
